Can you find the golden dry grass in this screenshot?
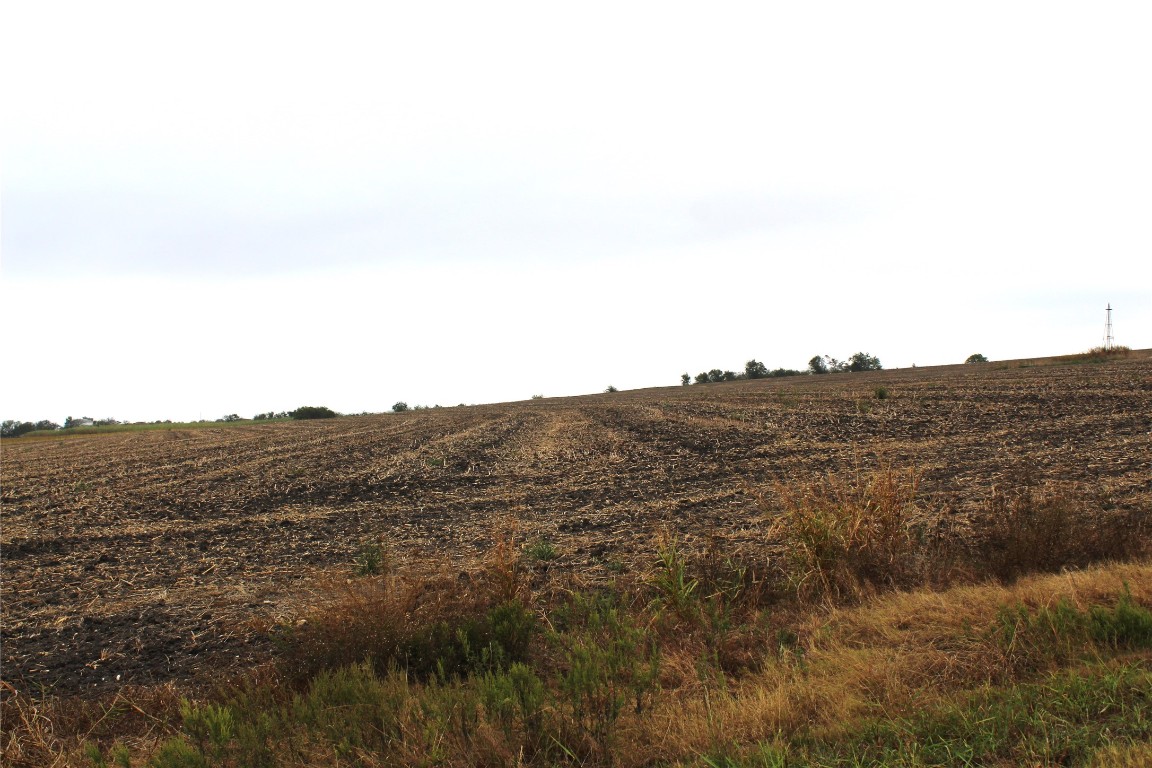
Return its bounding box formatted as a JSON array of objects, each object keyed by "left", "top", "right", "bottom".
[{"left": 626, "top": 561, "right": 1152, "bottom": 765}]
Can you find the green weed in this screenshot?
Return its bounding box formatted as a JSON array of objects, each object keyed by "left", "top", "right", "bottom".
[
  {"left": 352, "top": 540, "right": 385, "bottom": 576},
  {"left": 524, "top": 538, "right": 558, "bottom": 562}
]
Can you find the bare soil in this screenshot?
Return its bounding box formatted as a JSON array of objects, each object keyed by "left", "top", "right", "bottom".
[{"left": 3, "top": 355, "right": 1150, "bottom": 696}]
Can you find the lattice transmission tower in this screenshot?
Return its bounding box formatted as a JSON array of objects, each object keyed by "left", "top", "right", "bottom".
[{"left": 1103, "top": 303, "right": 1115, "bottom": 350}]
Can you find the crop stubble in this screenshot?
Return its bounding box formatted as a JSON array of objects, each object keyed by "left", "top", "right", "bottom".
[{"left": 2, "top": 357, "right": 1150, "bottom": 695}]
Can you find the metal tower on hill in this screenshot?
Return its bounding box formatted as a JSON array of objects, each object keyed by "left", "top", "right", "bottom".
[{"left": 1104, "top": 303, "right": 1115, "bottom": 350}]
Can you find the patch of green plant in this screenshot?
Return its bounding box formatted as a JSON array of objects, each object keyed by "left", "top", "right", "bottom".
[
  {"left": 993, "top": 589, "right": 1152, "bottom": 678},
  {"left": 648, "top": 533, "right": 699, "bottom": 621},
  {"left": 1091, "top": 588, "right": 1152, "bottom": 649},
  {"left": 477, "top": 661, "right": 549, "bottom": 753},
  {"left": 844, "top": 660, "right": 1152, "bottom": 767},
  {"left": 352, "top": 540, "right": 385, "bottom": 576},
  {"left": 707, "top": 660, "right": 1152, "bottom": 767},
  {"left": 873, "top": 385, "right": 889, "bottom": 399},
  {"left": 149, "top": 737, "right": 210, "bottom": 768},
  {"left": 83, "top": 741, "right": 132, "bottom": 768},
  {"left": 551, "top": 591, "right": 661, "bottom": 757},
  {"left": 396, "top": 599, "right": 537, "bottom": 681},
  {"left": 523, "top": 538, "right": 558, "bottom": 562},
  {"left": 290, "top": 662, "right": 409, "bottom": 755},
  {"left": 180, "top": 699, "right": 236, "bottom": 763}
]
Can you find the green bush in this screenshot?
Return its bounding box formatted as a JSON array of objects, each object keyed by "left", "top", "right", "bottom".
[
  {"left": 552, "top": 592, "right": 660, "bottom": 757},
  {"left": 289, "top": 406, "right": 337, "bottom": 420},
  {"left": 745, "top": 360, "right": 769, "bottom": 379},
  {"left": 847, "top": 352, "right": 882, "bottom": 372},
  {"left": 965, "top": 353, "right": 989, "bottom": 363}
]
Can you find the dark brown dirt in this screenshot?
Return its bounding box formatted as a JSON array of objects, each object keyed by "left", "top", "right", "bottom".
[{"left": 3, "top": 354, "right": 1150, "bottom": 696}]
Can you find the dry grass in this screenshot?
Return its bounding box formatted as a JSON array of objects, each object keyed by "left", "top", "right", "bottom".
[
  {"left": 627, "top": 561, "right": 1152, "bottom": 764},
  {"left": 6, "top": 408, "right": 1151, "bottom": 767},
  {"left": 278, "top": 520, "right": 537, "bottom": 684},
  {"left": 1, "top": 680, "right": 184, "bottom": 768},
  {"left": 973, "top": 479, "right": 1149, "bottom": 581},
  {"left": 753, "top": 461, "right": 958, "bottom": 604},
  {"left": 12, "top": 551, "right": 1152, "bottom": 766}
]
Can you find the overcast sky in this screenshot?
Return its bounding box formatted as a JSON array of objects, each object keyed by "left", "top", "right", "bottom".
[{"left": 3, "top": 2, "right": 1149, "bottom": 423}]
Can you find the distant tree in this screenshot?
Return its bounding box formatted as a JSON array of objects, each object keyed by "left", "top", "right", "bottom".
[
  {"left": 808, "top": 356, "right": 828, "bottom": 375},
  {"left": 708, "top": 369, "right": 725, "bottom": 383},
  {"left": 847, "top": 352, "right": 882, "bottom": 372},
  {"left": 965, "top": 353, "right": 989, "bottom": 364},
  {"left": 221, "top": 414, "right": 242, "bottom": 422},
  {"left": 2, "top": 420, "right": 31, "bottom": 438},
  {"left": 290, "top": 406, "right": 337, "bottom": 419},
  {"left": 1, "top": 419, "right": 59, "bottom": 437},
  {"left": 745, "top": 360, "right": 769, "bottom": 379},
  {"left": 531, "top": 394, "right": 544, "bottom": 400},
  {"left": 392, "top": 402, "right": 409, "bottom": 413},
  {"left": 94, "top": 417, "right": 120, "bottom": 426},
  {"left": 681, "top": 373, "right": 691, "bottom": 386},
  {"left": 695, "top": 372, "right": 710, "bottom": 384},
  {"left": 605, "top": 385, "right": 619, "bottom": 393},
  {"left": 770, "top": 368, "right": 804, "bottom": 378},
  {"left": 721, "top": 370, "right": 738, "bottom": 382}
]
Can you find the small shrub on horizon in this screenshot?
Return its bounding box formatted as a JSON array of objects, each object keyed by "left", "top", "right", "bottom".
[
  {"left": 289, "top": 405, "right": 337, "bottom": 420},
  {"left": 966, "top": 353, "right": 989, "bottom": 363}
]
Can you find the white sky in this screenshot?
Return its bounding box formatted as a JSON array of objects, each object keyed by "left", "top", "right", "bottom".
[{"left": 3, "top": 2, "right": 1150, "bottom": 423}]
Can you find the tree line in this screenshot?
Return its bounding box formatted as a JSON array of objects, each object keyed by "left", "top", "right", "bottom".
[
  {"left": 806, "top": 352, "right": 882, "bottom": 374},
  {"left": 681, "top": 353, "right": 882, "bottom": 385}
]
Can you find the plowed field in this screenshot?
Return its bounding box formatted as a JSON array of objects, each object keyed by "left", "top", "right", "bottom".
[{"left": 3, "top": 356, "right": 1151, "bottom": 695}]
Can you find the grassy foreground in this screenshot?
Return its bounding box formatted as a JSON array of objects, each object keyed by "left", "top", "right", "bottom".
[{"left": 4, "top": 468, "right": 1150, "bottom": 767}]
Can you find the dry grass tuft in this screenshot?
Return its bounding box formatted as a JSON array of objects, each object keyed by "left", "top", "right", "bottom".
[
  {"left": 278, "top": 519, "right": 542, "bottom": 684},
  {"left": 1, "top": 680, "right": 184, "bottom": 768},
  {"left": 973, "top": 479, "right": 1149, "bottom": 581},
  {"left": 757, "top": 462, "right": 946, "bottom": 603}
]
